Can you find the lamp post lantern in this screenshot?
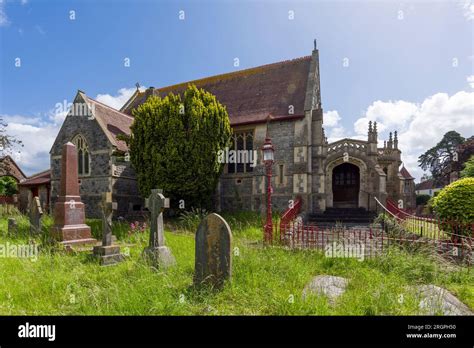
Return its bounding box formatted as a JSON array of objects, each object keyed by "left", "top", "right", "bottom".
[{"left": 262, "top": 136, "right": 274, "bottom": 244}]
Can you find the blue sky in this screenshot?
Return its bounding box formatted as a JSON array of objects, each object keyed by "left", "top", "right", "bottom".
[{"left": 0, "top": 0, "right": 473, "bottom": 178}]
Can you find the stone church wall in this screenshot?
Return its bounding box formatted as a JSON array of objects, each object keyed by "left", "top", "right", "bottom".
[{"left": 50, "top": 115, "right": 112, "bottom": 218}]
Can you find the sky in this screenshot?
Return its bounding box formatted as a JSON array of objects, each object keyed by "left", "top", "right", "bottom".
[{"left": 0, "top": 0, "right": 473, "bottom": 179}]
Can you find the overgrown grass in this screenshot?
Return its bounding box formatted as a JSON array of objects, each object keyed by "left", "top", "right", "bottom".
[{"left": 0, "top": 212, "right": 472, "bottom": 315}]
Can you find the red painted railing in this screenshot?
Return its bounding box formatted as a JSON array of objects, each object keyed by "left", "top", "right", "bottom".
[
  {"left": 275, "top": 220, "right": 472, "bottom": 266},
  {"left": 376, "top": 197, "right": 473, "bottom": 242},
  {"left": 0, "top": 196, "right": 15, "bottom": 205},
  {"left": 279, "top": 196, "right": 302, "bottom": 232}
]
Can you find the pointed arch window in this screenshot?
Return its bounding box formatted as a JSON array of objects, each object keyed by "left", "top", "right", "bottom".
[{"left": 72, "top": 135, "right": 91, "bottom": 176}]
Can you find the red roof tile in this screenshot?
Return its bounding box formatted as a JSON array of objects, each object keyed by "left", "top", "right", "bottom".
[
  {"left": 122, "top": 56, "right": 312, "bottom": 126},
  {"left": 83, "top": 95, "right": 134, "bottom": 152},
  {"left": 400, "top": 166, "right": 414, "bottom": 180},
  {"left": 19, "top": 169, "right": 51, "bottom": 186}
]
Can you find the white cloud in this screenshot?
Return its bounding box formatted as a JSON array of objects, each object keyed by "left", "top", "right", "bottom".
[
  {"left": 351, "top": 91, "right": 474, "bottom": 181},
  {"left": 323, "top": 110, "right": 341, "bottom": 127},
  {"left": 0, "top": 0, "right": 9, "bottom": 27},
  {"left": 95, "top": 87, "right": 145, "bottom": 110},
  {"left": 2, "top": 115, "right": 60, "bottom": 175},
  {"left": 459, "top": 0, "right": 474, "bottom": 20}
]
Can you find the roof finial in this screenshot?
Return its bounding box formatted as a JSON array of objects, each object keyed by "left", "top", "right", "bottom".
[
  {"left": 313, "top": 39, "right": 317, "bottom": 50},
  {"left": 135, "top": 82, "right": 140, "bottom": 90},
  {"left": 368, "top": 120, "right": 372, "bottom": 133},
  {"left": 373, "top": 121, "right": 377, "bottom": 133}
]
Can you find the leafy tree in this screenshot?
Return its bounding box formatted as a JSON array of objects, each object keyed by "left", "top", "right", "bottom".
[
  {"left": 418, "top": 131, "right": 465, "bottom": 186},
  {"left": 416, "top": 194, "right": 431, "bottom": 206},
  {"left": 0, "top": 116, "right": 23, "bottom": 176},
  {"left": 128, "top": 85, "right": 232, "bottom": 209},
  {"left": 0, "top": 176, "right": 18, "bottom": 196},
  {"left": 460, "top": 155, "right": 474, "bottom": 178},
  {"left": 432, "top": 177, "right": 474, "bottom": 237}
]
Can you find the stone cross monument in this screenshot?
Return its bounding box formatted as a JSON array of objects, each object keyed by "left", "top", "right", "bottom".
[
  {"left": 143, "top": 189, "right": 175, "bottom": 268},
  {"left": 92, "top": 192, "right": 124, "bottom": 266},
  {"left": 50, "top": 142, "right": 96, "bottom": 248}
]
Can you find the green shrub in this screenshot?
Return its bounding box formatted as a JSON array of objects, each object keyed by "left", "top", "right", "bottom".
[
  {"left": 460, "top": 155, "right": 474, "bottom": 178},
  {"left": 416, "top": 194, "right": 431, "bottom": 206},
  {"left": 128, "top": 84, "right": 232, "bottom": 210},
  {"left": 432, "top": 177, "right": 474, "bottom": 236},
  {"left": 0, "top": 176, "right": 18, "bottom": 196}
]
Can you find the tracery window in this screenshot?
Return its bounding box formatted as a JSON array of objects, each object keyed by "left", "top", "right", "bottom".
[
  {"left": 227, "top": 131, "right": 254, "bottom": 174},
  {"left": 72, "top": 135, "right": 90, "bottom": 176}
]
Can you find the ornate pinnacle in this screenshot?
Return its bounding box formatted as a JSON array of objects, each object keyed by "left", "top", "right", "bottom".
[
  {"left": 373, "top": 121, "right": 377, "bottom": 133},
  {"left": 368, "top": 121, "right": 372, "bottom": 133},
  {"left": 389, "top": 132, "right": 393, "bottom": 141}
]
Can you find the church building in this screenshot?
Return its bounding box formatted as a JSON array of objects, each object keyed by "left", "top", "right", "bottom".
[{"left": 49, "top": 42, "right": 416, "bottom": 218}]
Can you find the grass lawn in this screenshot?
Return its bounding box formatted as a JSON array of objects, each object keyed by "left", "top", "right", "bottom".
[{"left": 0, "top": 211, "right": 472, "bottom": 315}]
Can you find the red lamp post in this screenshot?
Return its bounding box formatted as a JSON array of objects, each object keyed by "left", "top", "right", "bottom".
[{"left": 262, "top": 136, "right": 274, "bottom": 244}]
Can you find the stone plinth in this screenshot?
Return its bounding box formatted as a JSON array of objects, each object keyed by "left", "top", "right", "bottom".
[
  {"left": 50, "top": 142, "right": 95, "bottom": 247},
  {"left": 93, "top": 245, "right": 125, "bottom": 266}
]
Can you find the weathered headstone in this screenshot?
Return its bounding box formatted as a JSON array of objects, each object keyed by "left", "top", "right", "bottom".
[
  {"left": 50, "top": 142, "right": 96, "bottom": 248},
  {"left": 29, "top": 196, "right": 43, "bottom": 235},
  {"left": 194, "top": 213, "right": 232, "bottom": 288},
  {"left": 143, "top": 189, "right": 175, "bottom": 268},
  {"left": 7, "top": 217, "right": 18, "bottom": 236},
  {"left": 413, "top": 285, "right": 473, "bottom": 316},
  {"left": 92, "top": 192, "right": 124, "bottom": 266}
]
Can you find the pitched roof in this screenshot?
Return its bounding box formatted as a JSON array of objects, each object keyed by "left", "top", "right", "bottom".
[
  {"left": 81, "top": 94, "right": 134, "bottom": 152},
  {"left": 121, "top": 56, "right": 312, "bottom": 126},
  {"left": 19, "top": 169, "right": 50, "bottom": 186},
  {"left": 400, "top": 166, "right": 414, "bottom": 180},
  {"left": 415, "top": 179, "right": 444, "bottom": 190},
  {"left": 0, "top": 155, "right": 26, "bottom": 182}
]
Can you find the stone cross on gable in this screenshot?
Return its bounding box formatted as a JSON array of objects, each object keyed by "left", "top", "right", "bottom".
[
  {"left": 145, "top": 189, "right": 170, "bottom": 249},
  {"left": 101, "top": 192, "right": 117, "bottom": 246}
]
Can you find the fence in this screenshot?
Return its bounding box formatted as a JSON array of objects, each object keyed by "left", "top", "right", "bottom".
[
  {"left": 384, "top": 197, "right": 473, "bottom": 241},
  {"left": 270, "top": 197, "right": 473, "bottom": 266},
  {"left": 0, "top": 196, "right": 16, "bottom": 205}
]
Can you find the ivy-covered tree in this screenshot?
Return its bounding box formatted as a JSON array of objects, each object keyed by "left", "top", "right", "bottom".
[
  {"left": 128, "top": 85, "right": 232, "bottom": 209},
  {"left": 418, "top": 131, "right": 465, "bottom": 186}
]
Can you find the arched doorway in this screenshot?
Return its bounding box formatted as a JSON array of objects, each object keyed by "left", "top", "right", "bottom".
[{"left": 332, "top": 163, "right": 360, "bottom": 208}]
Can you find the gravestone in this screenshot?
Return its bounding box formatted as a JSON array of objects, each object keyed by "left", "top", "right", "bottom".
[
  {"left": 50, "top": 142, "right": 96, "bottom": 248},
  {"left": 92, "top": 192, "right": 124, "bottom": 266},
  {"left": 29, "top": 196, "right": 43, "bottom": 235},
  {"left": 143, "top": 189, "right": 175, "bottom": 268},
  {"left": 7, "top": 218, "right": 18, "bottom": 236},
  {"left": 194, "top": 213, "right": 232, "bottom": 288}
]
